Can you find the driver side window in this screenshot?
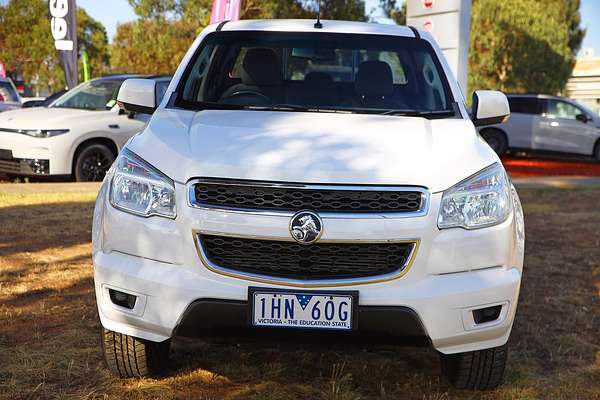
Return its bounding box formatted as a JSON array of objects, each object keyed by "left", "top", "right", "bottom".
[{"left": 547, "top": 100, "right": 583, "bottom": 121}]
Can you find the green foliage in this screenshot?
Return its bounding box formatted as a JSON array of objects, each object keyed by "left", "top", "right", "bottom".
[
  {"left": 111, "top": 0, "right": 368, "bottom": 75},
  {"left": 469, "top": 0, "right": 584, "bottom": 95},
  {"left": 181, "top": 0, "right": 213, "bottom": 27},
  {"left": 312, "top": 0, "right": 367, "bottom": 21},
  {"left": 0, "top": 0, "right": 62, "bottom": 92},
  {"left": 552, "top": 0, "right": 585, "bottom": 57},
  {"left": 241, "top": 0, "right": 312, "bottom": 20},
  {"left": 0, "top": 0, "right": 109, "bottom": 93},
  {"left": 111, "top": 18, "right": 198, "bottom": 75},
  {"left": 77, "top": 8, "right": 111, "bottom": 79},
  {"left": 379, "top": 0, "right": 406, "bottom": 25},
  {"left": 128, "top": 0, "right": 182, "bottom": 18}
]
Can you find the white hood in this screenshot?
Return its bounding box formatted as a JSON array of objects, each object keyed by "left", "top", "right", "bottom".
[
  {"left": 0, "top": 106, "right": 101, "bottom": 129},
  {"left": 129, "top": 109, "right": 500, "bottom": 193}
]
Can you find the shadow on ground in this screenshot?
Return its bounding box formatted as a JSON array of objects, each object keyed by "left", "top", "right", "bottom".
[{"left": 0, "top": 190, "right": 599, "bottom": 399}]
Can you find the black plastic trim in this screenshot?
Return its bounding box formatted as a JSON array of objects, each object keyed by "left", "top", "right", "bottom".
[
  {"left": 117, "top": 101, "right": 155, "bottom": 115},
  {"left": 215, "top": 20, "right": 229, "bottom": 32},
  {"left": 409, "top": 26, "right": 421, "bottom": 39},
  {"left": 174, "top": 298, "right": 427, "bottom": 339}
]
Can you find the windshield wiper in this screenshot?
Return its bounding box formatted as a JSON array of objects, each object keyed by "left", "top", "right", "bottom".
[
  {"left": 380, "top": 109, "right": 457, "bottom": 118},
  {"left": 245, "top": 104, "right": 311, "bottom": 112},
  {"left": 248, "top": 104, "right": 355, "bottom": 113}
]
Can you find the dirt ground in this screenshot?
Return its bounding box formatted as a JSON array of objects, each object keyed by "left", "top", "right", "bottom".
[{"left": 0, "top": 188, "right": 598, "bottom": 400}]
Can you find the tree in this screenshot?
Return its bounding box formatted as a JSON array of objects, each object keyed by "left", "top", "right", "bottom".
[
  {"left": 125, "top": 0, "right": 367, "bottom": 21},
  {"left": 111, "top": 0, "right": 205, "bottom": 74},
  {"left": 127, "top": 0, "right": 182, "bottom": 19},
  {"left": 111, "top": 18, "right": 197, "bottom": 74},
  {"left": 549, "top": 0, "right": 585, "bottom": 59},
  {"left": 0, "top": 0, "right": 63, "bottom": 92},
  {"left": 379, "top": 0, "right": 406, "bottom": 25},
  {"left": 0, "top": 0, "right": 109, "bottom": 93},
  {"left": 310, "top": 0, "right": 367, "bottom": 21},
  {"left": 77, "top": 8, "right": 111, "bottom": 79},
  {"left": 111, "top": 0, "right": 368, "bottom": 75},
  {"left": 469, "top": 0, "right": 583, "bottom": 95},
  {"left": 241, "top": 0, "right": 312, "bottom": 20}
]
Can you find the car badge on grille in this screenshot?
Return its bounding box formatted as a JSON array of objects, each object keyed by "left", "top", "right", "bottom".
[{"left": 289, "top": 210, "right": 323, "bottom": 245}]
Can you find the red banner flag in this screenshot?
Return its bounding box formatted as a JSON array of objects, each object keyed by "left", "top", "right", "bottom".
[{"left": 210, "top": 0, "right": 241, "bottom": 24}]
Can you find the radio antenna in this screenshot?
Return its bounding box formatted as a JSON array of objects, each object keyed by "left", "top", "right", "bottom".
[{"left": 314, "top": 0, "right": 323, "bottom": 29}]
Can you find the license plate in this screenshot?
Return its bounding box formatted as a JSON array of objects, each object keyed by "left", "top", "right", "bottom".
[{"left": 249, "top": 287, "right": 358, "bottom": 331}]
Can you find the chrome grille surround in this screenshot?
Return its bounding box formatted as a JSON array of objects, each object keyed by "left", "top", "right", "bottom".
[
  {"left": 200, "top": 234, "right": 416, "bottom": 280},
  {"left": 193, "top": 232, "right": 420, "bottom": 288},
  {"left": 187, "top": 179, "right": 429, "bottom": 219}
]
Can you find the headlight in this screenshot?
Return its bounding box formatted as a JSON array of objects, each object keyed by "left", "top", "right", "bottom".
[
  {"left": 109, "top": 149, "right": 176, "bottom": 218},
  {"left": 9, "top": 128, "right": 70, "bottom": 138},
  {"left": 438, "top": 163, "right": 511, "bottom": 230}
]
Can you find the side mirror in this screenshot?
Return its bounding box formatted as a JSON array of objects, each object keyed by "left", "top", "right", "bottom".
[
  {"left": 471, "top": 90, "right": 510, "bottom": 127},
  {"left": 117, "top": 79, "right": 156, "bottom": 115},
  {"left": 575, "top": 113, "right": 590, "bottom": 123}
]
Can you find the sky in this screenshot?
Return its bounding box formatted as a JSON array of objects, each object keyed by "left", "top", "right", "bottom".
[{"left": 78, "top": 0, "right": 600, "bottom": 56}]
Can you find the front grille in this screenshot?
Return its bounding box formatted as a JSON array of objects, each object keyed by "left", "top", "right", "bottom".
[
  {"left": 199, "top": 235, "right": 415, "bottom": 280},
  {"left": 192, "top": 181, "right": 424, "bottom": 213}
]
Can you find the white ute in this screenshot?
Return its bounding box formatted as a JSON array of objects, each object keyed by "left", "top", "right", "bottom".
[{"left": 93, "top": 20, "right": 525, "bottom": 390}]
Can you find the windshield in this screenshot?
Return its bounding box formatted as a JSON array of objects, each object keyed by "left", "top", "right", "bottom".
[
  {"left": 177, "top": 32, "right": 455, "bottom": 116},
  {"left": 0, "top": 81, "right": 19, "bottom": 103},
  {"left": 51, "top": 79, "right": 124, "bottom": 111}
]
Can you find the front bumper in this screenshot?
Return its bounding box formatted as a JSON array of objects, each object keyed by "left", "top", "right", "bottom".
[
  {"left": 0, "top": 131, "right": 72, "bottom": 175},
  {"left": 93, "top": 180, "right": 525, "bottom": 354},
  {"left": 0, "top": 149, "right": 50, "bottom": 175}
]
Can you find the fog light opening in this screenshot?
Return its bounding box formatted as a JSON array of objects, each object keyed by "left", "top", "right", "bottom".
[
  {"left": 109, "top": 289, "right": 137, "bottom": 309},
  {"left": 472, "top": 305, "right": 502, "bottom": 324}
]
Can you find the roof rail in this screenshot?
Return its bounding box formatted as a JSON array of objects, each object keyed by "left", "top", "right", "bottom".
[{"left": 408, "top": 26, "right": 421, "bottom": 39}]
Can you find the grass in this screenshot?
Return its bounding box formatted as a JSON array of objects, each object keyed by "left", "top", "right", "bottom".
[{"left": 0, "top": 188, "right": 599, "bottom": 400}]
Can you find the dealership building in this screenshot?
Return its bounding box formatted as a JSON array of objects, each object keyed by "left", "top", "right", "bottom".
[{"left": 567, "top": 49, "right": 600, "bottom": 115}]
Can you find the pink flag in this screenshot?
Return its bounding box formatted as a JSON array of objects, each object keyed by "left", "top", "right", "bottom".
[
  {"left": 0, "top": 63, "right": 5, "bottom": 78},
  {"left": 210, "top": 0, "right": 241, "bottom": 24}
]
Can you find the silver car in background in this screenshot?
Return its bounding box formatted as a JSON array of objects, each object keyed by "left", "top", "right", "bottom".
[
  {"left": 479, "top": 94, "right": 600, "bottom": 161},
  {"left": 0, "top": 78, "right": 22, "bottom": 112}
]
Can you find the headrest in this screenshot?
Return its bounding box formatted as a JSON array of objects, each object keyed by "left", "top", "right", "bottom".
[
  {"left": 355, "top": 61, "right": 394, "bottom": 98},
  {"left": 241, "top": 48, "right": 282, "bottom": 86}
]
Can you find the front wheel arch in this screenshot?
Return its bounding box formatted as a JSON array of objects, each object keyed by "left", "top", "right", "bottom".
[
  {"left": 593, "top": 138, "right": 600, "bottom": 162},
  {"left": 72, "top": 138, "right": 119, "bottom": 181},
  {"left": 479, "top": 128, "right": 509, "bottom": 156}
]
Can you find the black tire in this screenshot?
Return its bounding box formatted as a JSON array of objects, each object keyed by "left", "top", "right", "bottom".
[
  {"left": 480, "top": 129, "right": 508, "bottom": 156},
  {"left": 101, "top": 327, "right": 171, "bottom": 378},
  {"left": 594, "top": 141, "right": 600, "bottom": 162},
  {"left": 440, "top": 343, "right": 508, "bottom": 390},
  {"left": 74, "top": 143, "right": 115, "bottom": 182}
]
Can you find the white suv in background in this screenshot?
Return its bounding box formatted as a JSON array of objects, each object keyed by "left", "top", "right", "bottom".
[
  {"left": 0, "top": 75, "right": 170, "bottom": 181},
  {"left": 93, "top": 20, "right": 525, "bottom": 390}
]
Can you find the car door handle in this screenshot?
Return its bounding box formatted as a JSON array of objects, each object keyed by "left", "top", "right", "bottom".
[{"left": 109, "top": 124, "right": 120, "bottom": 129}]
